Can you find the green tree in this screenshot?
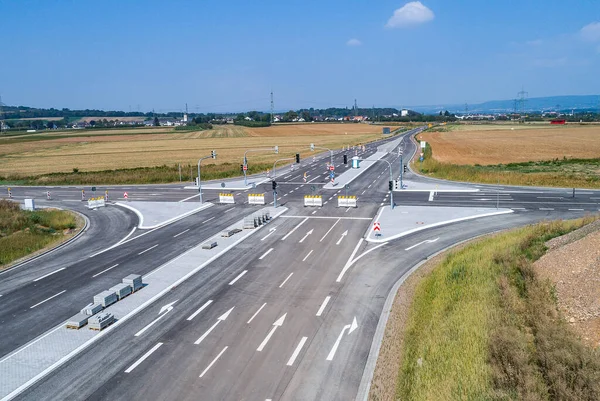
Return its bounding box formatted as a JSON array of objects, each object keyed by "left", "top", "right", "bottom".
[
  {"left": 153, "top": 116, "right": 160, "bottom": 126},
  {"left": 301, "top": 111, "right": 311, "bottom": 122},
  {"left": 283, "top": 110, "right": 298, "bottom": 121}
]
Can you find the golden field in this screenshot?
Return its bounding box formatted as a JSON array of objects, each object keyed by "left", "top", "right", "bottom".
[
  {"left": 418, "top": 124, "right": 600, "bottom": 165},
  {"left": 0, "top": 124, "right": 386, "bottom": 176}
]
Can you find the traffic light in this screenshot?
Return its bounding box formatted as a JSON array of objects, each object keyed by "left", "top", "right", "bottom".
[
  {"left": 343, "top": 154, "right": 348, "bottom": 164},
  {"left": 295, "top": 153, "right": 300, "bottom": 163},
  {"left": 240, "top": 164, "right": 244, "bottom": 173},
  {"left": 272, "top": 181, "right": 277, "bottom": 190},
  {"left": 389, "top": 181, "right": 394, "bottom": 191},
  {"left": 211, "top": 150, "right": 217, "bottom": 158},
  {"left": 403, "top": 165, "right": 408, "bottom": 173}
]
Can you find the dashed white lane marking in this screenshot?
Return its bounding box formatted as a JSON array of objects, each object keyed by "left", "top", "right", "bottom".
[
  {"left": 279, "top": 272, "right": 294, "bottom": 288},
  {"left": 302, "top": 250, "right": 313, "bottom": 261},
  {"left": 138, "top": 244, "right": 159, "bottom": 255},
  {"left": 202, "top": 216, "right": 216, "bottom": 224},
  {"left": 281, "top": 217, "right": 308, "bottom": 241},
  {"left": 173, "top": 228, "right": 190, "bottom": 238},
  {"left": 125, "top": 343, "right": 163, "bottom": 373},
  {"left": 33, "top": 267, "right": 66, "bottom": 282},
  {"left": 229, "top": 270, "right": 247, "bottom": 285},
  {"left": 286, "top": 336, "right": 308, "bottom": 366},
  {"left": 199, "top": 346, "right": 228, "bottom": 378},
  {"left": 311, "top": 210, "right": 317, "bottom": 215},
  {"left": 224, "top": 207, "right": 236, "bottom": 213},
  {"left": 30, "top": 290, "right": 66, "bottom": 309},
  {"left": 92, "top": 264, "right": 119, "bottom": 278},
  {"left": 259, "top": 248, "right": 274, "bottom": 260},
  {"left": 316, "top": 296, "right": 331, "bottom": 316},
  {"left": 247, "top": 303, "right": 267, "bottom": 324},
  {"left": 187, "top": 300, "right": 213, "bottom": 321},
  {"left": 568, "top": 208, "right": 584, "bottom": 211},
  {"left": 539, "top": 208, "right": 554, "bottom": 211}
]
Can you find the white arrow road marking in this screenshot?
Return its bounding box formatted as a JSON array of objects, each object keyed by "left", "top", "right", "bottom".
[
  {"left": 286, "top": 336, "right": 308, "bottom": 366},
  {"left": 326, "top": 317, "right": 358, "bottom": 361},
  {"left": 320, "top": 218, "right": 340, "bottom": 242},
  {"left": 316, "top": 296, "right": 331, "bottom": 317},
  {"left": 124, "top": 343, "right": 163, "bottom": 373},
  {"left": 261, "top": 228, "right": 276, "bottom": 241},
  {"left": 194, "top": 307, "right": 234, "bottom": 345},
  {"left": 405, "top": 237, "right": 440, "bottom": 251},
  {"left": 257, "top": 313, "right": 287, "bottom": 351},
  {"left": 135, "top": 300, "right": 178, "bottom": 337},
  {"left": 299, "top": 229, "right": 314, "bottom": 243},
  {"left": 199, "top": 346, "right": 228, "bottom": 378},
  {"left": 336, "top": 230, "right": 348, "bottom": 245},
  {"left": 281, "top": 217, "right": 308, "bottom": 241},
  {"left": 187, "top": 300, "right": 213, "bottom": 321}
]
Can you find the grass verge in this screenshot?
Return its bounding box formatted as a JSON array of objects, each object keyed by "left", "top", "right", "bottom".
[
  {"left": 0, "top": 199, "right": 82, "bottom": 267},
  {"left": 413, "top": 141, "right": 600, "bottom": 189},
  {"left": 379, "top": 218, "right": 600, "bottom": 400},
  {"left": 0, "top": 162, "right": 273, "bottom": 186}
]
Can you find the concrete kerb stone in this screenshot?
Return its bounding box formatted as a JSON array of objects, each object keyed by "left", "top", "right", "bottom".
[
  {"left": 115, "top": 201, "right": 213, "bottom": 229},
  {"left": 355, "top": 227, "right": 510, "bottom": 401},
  {"left": 0, "top": 206, "right": 287, "bottom": 401}
]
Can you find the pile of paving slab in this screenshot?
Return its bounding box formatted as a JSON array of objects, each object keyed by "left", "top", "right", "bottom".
[{"left": 66, "top": 274, "right": 143, "bottom": 331}]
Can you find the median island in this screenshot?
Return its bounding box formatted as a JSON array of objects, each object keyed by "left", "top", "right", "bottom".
[
  {"left": 370, "top": 217, "right": 600, "bottom": 400},
  {"left": 0, "top": 199, "right": 83, "bottom": 269}
]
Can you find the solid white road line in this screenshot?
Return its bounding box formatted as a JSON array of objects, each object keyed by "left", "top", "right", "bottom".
[
  {"left": 92, "top": 264, "right": 119, "bottom": 278},
  {"left": 229, "top": 270, "right": 247, "bottom": 285},
  {"left": 173, "top": 228, "right": 190, "bottom": 238},
  {"left": 286, "top": 337, "right": 308, "bottom": 366},
  {"left": 247, "top": 303, "right": 267, "bottom": 324},
  {"left": 281, "top": 217, "right": 308, "bottom": 241},
  {"left": 316, "top": 296, "right": 331, "bottom": 317},
  {"left": 124, "top": 343, "right": 163, "bottom": 373},
  {"left": 302, "top": 250, "right": 313, "bottom": 261},
  {"left": 187, "top": 300, "right": 213, "bottom": 321},
  {"left": 179, "top": 193, "right": 199, "bottom": 202},
  {"left": 33, "top": 267, "right": 66, "bottom": 282},
  {"left": 30, "top": 290, "right": 66, "bottom": 309},
  {"left": 138, "top": 244, "right": 158, "bottom": 255},
  {"left": 199, "top": 346, "right": 228, "bottom": 378},
  {"left": 202, "top": 216, "right": 216, "bottom": 224},
  {"left": 259, "top": 248, "right": 274, "bottom": 260},
  {"left": 279, "top": 272, "right": 294, "bottom": 288}
]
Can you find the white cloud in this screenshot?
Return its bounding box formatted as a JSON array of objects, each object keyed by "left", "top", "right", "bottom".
[
  {"left": 385, "top": 1, "right": 434, "bottom": 28},
  {"left": 346, "top": 38, "right": 362, "bottom": 47},
  {"left": 581, "top": 22, "right": 600, "bottom": 42}
]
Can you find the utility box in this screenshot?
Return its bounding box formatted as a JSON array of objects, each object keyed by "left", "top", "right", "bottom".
[
  {"left": 88, "top": 312, "right": 115, "bottom": 331},
  {"left": 123, "top": 274, "right": 143, "bottom": 292},
  {"left": 352, "top": 156, "right": 360, "bottom": 169},
  {"left": 93, "top": 290, "right": 118, "bottom": 308},
  {"left": 382, "top": 127, "right": 391, "bottom": 135},
  {"left": 24, "top": 199, "right": 35, "bottom": 211}
]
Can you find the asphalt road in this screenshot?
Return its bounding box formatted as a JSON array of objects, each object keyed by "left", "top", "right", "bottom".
[{"left": 2, "top": 128, "right": 599, "bottom": 400}]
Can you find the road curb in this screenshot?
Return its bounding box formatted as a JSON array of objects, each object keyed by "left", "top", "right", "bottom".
[
  {"left": 0, "top": 210, "right": 89, "bottom": 276},
  {"left": 355, "top": 228, "right": 507, "bottom": 401}
]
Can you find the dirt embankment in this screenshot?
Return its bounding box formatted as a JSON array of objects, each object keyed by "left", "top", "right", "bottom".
[{"left": 534, "top": 219, "right": 600, "bottom": 348}]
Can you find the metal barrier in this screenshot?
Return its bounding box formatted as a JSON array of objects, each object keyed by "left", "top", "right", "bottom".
[
  {"left": 219, "top": 193, "right": 235, "bottom": 204},
  {"left": 87, "top": 197, "right": 106, "bottom": 209},
  {"left": 337, "top": 195, "right": 357, "bottom": 208},
  {"left": 304, "top": 195, "right": 323, "bottom": 207},
  {"left": 248, "top": 193, "right": 265, "bottom": 205}
]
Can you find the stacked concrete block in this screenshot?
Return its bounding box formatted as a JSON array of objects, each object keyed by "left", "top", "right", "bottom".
[
  {"left": 110, "top": 283, "right": 132, "bottom": 300},
  {"left": 123, "top": 274, "right": 143, "bottom": 292},
  {"left": 93, "top": 290, "right": 118, "bottom": 308},
  {"left": 80, "top": 303, "right": 103, "bottom": 316},
  {"left": 66, "top": 313, "right": 89, "bottom": 330},
  {"left": 88, "top": 312, "right": 114, "bottom": 331}
]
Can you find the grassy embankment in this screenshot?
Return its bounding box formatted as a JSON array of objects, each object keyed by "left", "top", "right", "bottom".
[
  {"left": 0, "top": 200, "right": 81, "bottom": 267},
  {"left": 414, "top": 141, "right": 600, "bottom": 189},
  {"left": 397, "top": 218, "right": 600, "bottom": 400}
]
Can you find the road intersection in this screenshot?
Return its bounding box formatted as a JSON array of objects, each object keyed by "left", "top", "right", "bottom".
[{"left": 0, "top": 128, "right": 598, "bottom": 400}]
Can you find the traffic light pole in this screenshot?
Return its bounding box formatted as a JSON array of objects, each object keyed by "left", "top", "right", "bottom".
[
  {"left": 310, "top": 145, "right": 333, "bottom": 166},
  {"left": 271, "top": 157, "right": 295, "bottom": 208},
  {"left": 197, "top": 151, "right": 216, "bottom": 203},
  {"left": 242, "top": 146, "right": 279, "bottom": 186}
]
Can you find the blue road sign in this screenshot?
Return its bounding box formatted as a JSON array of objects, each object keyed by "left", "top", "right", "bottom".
[{"left": 420, "top": 156, "right": 424, "bottom": 162}]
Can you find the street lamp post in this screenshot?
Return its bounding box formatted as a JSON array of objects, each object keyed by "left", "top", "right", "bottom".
[
  {"left": 197, "top": 150, "right": 217, "bottom": 203},
  {"left": 309, "top": 144, "right": 333, "bottom": 166}
]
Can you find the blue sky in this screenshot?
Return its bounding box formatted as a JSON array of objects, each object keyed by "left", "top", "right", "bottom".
[{"left": 2, "top": 0, "right": 599, "bottom": 112}]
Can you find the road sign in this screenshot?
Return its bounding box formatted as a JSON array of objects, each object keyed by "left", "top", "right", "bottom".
[
  {"left": 420, "top": 156, "right": 424, "bottom": 162},
  {"left": 345, "top": 184, "right": 350, "bottom": 189},
  {"left": 243, "top": 165, "right": 247, "bottom": 171},
  {"left": 221, "top": 182, "right": 226, "bottom": 188},
  {"left": 311, "top": 185, "right": 316, "bottom": 192},
  {"left": 124, "top": 192, "right": 128, "bottom": 199},
  {"left": 91, "top": 186, "right": 96, "bottom": 192},
  {"left": 421, "top": 141, "right": 426, "bottom": 149},
  {"left": 329, "top": 165, "right": 335, "bottom": 171},
  {"left": 373, "top": 222, "right": 381, "bottom": 232},
  {"left": 331, "top": 178, "right": 334, "bottom": 183}
]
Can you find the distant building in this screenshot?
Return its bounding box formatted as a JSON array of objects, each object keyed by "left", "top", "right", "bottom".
[{"left": 401, "top": 109, "right": 409, "bottom": 117}]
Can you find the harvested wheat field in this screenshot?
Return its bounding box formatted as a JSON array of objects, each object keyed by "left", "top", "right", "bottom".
[
  {"left": 418, "top": 125, "right": 600, "bottom": 165},
  {"left": 0, "top": 123, "right": 384, "bottom": 176}
]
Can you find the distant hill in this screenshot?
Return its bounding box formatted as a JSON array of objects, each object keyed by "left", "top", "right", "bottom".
[{"left": 410, "top": 95, "right": 600, "bottom": 114}]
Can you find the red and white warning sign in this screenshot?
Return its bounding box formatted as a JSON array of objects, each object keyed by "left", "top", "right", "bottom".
[
  {"left": 373, "top": 222, "right": 381, "bottom": 232},
  {"left": 329, "top": 165, "right": 335, "bottom": 171},
  {"left": 124, "top": 192, "right": 128, "bottom": 199},
  {"left": 243, "top": 165, "right": 247, "bottom": 171}
]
